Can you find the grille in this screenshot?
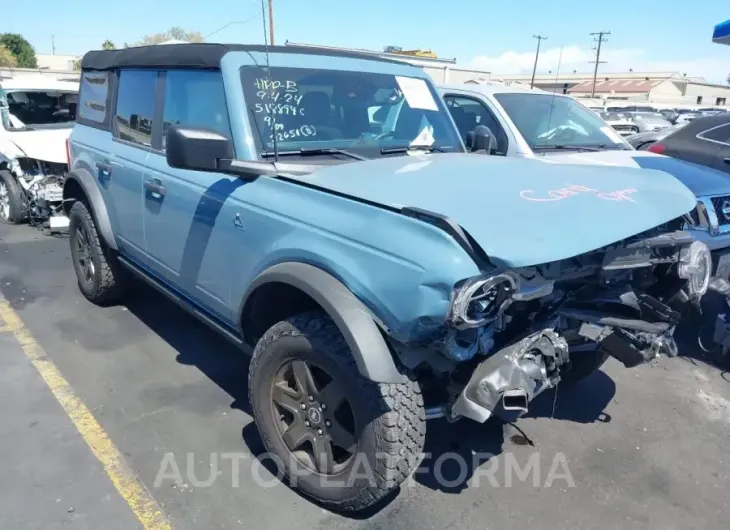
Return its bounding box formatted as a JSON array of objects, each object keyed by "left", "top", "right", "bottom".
[{"left": 710, "top": 196, "right": 730, "bottom": 225}]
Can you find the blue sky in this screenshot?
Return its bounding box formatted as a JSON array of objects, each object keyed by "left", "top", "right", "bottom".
[{"left": 6, "top": 0, "right": 729, "bottom": 82}]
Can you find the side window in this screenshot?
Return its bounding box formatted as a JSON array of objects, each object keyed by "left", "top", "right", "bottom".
[
  {"left": 444, "top": 95, "right": 508, "bottom": 155},
  {"left": 162, "top": 70, "right": 231, "bottom": 150},
  {"left": 79, "top": 72, "right": 108, "bottom": 124},
  {"left": 699, "top": 123, "right": 730, "bottom": 145},
  {"left": 115, "top": 70, "right": 157, "bottom": 147}
]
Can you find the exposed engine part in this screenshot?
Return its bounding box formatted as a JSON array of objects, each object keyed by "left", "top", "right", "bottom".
[
  {"left": 8, "top": 157, "right": 69, "bottom": 230},
  {"left": 678, "top": 240, "right": 712, "bottom": 300},
  {"left": 451, "top": 329, "right": 569, "bottom": 423}
]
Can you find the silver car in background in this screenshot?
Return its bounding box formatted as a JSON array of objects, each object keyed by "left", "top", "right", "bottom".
[
  {"left": 625, "top": 122, "right": 688, "bottom": 150},
  {"left": 599, "top": 111, "right": 639, "bottom": 136},
  {"left": 625, "top": 111, "right": 673, "bottom": 133}
]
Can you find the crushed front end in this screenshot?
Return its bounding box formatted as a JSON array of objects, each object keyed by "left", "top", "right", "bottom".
[
  {"left": 7, "top": 156, "right": 69, "bottom": 231},
  {"left": 408, "top": 226, "right": 712, "bottom": 423}
]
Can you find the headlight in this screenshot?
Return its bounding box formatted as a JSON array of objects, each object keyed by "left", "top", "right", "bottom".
[
  {"left": 449, "top": 272, "right": 518, "bottom": 329},
  {"left": 678, "top": 240, "right": 712, "bottom": 300}
]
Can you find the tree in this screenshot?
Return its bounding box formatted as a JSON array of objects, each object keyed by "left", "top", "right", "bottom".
[
  {"left": 134, "top": 26, "right": 204, "bottom": 46},
  {"left": 0, "top": 33, "right": 37, "bottom": 68},
  {"left": 0, "top": 44, "right": 17, "bottom": 67},
  {"left": 72, "top": 59, "right": 81, "bottom": 71},
  {"left": 101, "top": 40, "right": 116, "bottom": 50},
  {"left": 727, "top": 73, "right": 730, "bottom": 86}
]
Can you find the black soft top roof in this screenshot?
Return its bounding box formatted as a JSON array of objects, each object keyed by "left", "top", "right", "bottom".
[{"left": 81, "top": 43, "right": 408, "bottom": 71}]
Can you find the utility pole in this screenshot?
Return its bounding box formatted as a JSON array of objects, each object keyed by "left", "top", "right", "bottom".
[
  {"left": 51, "top": 34, "right": 55, "bottom": 55},
  {"left": 589, "top": 31, "right": 610, "bottom": 98},
  {"left": 530, "top": 35, "right": 547, "bottom": 89},
  {"left": 268, "top": 0, "right": 275, "bottom": 45}
]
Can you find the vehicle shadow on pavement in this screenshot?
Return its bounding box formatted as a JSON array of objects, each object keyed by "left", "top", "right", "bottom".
[
  {"left": 122, "top": 289, "right": 254, "bottom": 416},
  {"left": 413, "top": 369, "right": 615, "bottom": 496}
]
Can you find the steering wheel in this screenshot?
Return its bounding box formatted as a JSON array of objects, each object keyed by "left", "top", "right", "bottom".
[{"left": 551, "top": 127, "right": 579, "bottom": 143}]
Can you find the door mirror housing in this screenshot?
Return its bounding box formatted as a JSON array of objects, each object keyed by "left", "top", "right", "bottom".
[
  {"left": 466, "top": 125, "right": 497, "bottom": 154},
  {"left": 165, "top": 125, "right": 317, "bottom": 179},
  {"left": 165, "top": 125, "right": 235, "bottom": 172}
]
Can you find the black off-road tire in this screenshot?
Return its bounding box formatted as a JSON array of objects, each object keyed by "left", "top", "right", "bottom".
[
  {"left": 248, "top": 312, "right": 426, "bottom": 512},
  {"left": 561, "top": 349, "right": 610, "bottom": 385},
  {"left": 68, "top": 201, "right": 124, "bottom": 305},
  {"left": 0, "top": 170, "right": 27, "bottom": 225}
]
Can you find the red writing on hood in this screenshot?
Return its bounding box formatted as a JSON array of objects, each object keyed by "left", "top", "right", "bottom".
[{"left": 520, "top": 184, "right": 637, "bottom": 203}]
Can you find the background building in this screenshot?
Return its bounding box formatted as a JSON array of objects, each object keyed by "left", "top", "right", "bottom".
[
  {"left": 491, "top": 71, "right": 730, "bottom": 107},
  {"left": 36, "top": 53, "right": 81, "bottom": 71}
]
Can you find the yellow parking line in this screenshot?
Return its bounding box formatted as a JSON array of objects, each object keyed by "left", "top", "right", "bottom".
[{"left": 0, "top": 300, "right": 171, "bottom": 530}]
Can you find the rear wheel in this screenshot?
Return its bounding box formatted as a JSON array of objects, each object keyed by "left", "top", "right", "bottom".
[
  {"left": 69, "top": 201, "right": 125, "bottom": 305},
  {"left": 0, "top": 170, "right": 26, "bottom": 225},
  {"left": 249, "top": 312, "right": 426, "bottom": 512}
]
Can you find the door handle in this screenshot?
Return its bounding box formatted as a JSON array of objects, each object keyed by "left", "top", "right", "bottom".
[
  {"left": 724, "top": 157, "right": 730, "bottom": 164},
  {"left": 144, "top": 179, "right": 166, "bottom": 198},
  {"left": 97, "top": 160, "right": 112, "bottom": 179}
]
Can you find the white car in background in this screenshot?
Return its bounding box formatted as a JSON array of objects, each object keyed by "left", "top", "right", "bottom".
[
  {"left": 598, "top": 111, "right": 639, "bottom": 136},
  {"left": 437, "top": 82, "right": 730, "bottom": 260},
  {"left": 0, "top": 76, "right": 78, "bottom": 229}
]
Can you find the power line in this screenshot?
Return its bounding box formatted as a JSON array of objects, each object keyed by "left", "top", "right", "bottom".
[
  {"left": 589, "top": 30, "right": 610, "bottom": 98},
  {"left": 530, "top": 35, "right": 547, "bottom": 89},
  {"left": 204, "top": 15, "right": 262, "bottom": 41}
]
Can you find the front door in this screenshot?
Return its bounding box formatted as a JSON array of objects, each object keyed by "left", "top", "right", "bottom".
[{"left": 142, "top": 69, "right": 237, "bottom": 322}]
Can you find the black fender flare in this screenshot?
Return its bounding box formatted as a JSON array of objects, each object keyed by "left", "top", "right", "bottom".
[
  {"left": 240, "top": 262, "right": 404, "bottom": 383},
  {"left": 63, "top": 167, "right": 117, "bottom": 250}
]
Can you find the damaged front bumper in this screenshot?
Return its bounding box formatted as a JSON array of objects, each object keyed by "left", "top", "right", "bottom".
[
  {"left": 450, "top": 292, "right": 681, "bottom": 424},
  {"left": 451, "top": 329, "right": 568, "bottom": 423}
]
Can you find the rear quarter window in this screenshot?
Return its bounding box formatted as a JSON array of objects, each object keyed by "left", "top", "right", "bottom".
[{"left": 78, "top": 72, "right": 109, "bottom": 124}]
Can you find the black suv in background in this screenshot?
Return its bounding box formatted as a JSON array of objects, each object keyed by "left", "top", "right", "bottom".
[{"left": 648, "top": 113, "right": 730, "bottom": 176}]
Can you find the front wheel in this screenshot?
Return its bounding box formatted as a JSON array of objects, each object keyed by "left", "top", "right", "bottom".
[
  {"left": 248, "top": 312, "right": 426, "bottom": 512},
  {"left": 0, "top": 170, "right": 26, "bottom": 224}
]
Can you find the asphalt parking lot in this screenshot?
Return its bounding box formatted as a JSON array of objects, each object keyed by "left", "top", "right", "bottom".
[{"left": 1, "top": 222, "right": 730, "bottom": 530}]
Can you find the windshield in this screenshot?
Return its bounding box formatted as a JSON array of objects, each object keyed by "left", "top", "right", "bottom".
[
  {"left": 1, "top": 89, "right": 77, "bottom": 129},
  {"left": 493, "top": 93, "right": 629, "bottom": 149},
  {"left": 241, "top": 66, "right": 462, "bottom": 157}
]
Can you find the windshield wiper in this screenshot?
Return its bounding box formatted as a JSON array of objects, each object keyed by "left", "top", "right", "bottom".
[
  {"left": 533, "top": 144, "right": 603, "bottom": 152},
  {"left": 260, "top": 148, "right": 368, "bottom": 161},
  {"left": 380, "top": 144, "right": 445, "bottom": 155}
]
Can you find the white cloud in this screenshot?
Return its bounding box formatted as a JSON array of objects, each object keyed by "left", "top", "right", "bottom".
[{"left": 468, "top": 46, "right": 729, "bottom": 84}]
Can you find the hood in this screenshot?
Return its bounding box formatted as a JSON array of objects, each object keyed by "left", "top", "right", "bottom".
[
  {"left": 540, "top": 150, "right": 730, "bottom": 197},
  {"left": 4, "top": 127, "right": 72, "bottom": 164},
  {"left": 293, "top": 153, "right": 696, "bottom": 268}
]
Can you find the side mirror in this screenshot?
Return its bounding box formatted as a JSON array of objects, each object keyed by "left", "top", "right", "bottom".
[
  {"left": 165, "top": 125, "right": 234, "bottom": 172},
  {"left": 466, "top": 124, "right": 497, "bottom": 154}
]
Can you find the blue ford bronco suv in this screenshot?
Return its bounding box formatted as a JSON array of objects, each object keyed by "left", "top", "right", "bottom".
[{"left": 65, "top": 43, "right": 711, "bottom": 511}]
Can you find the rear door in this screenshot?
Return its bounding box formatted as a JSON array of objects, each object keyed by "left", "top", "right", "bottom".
[
  {"left": 106, "top": 69, "right": 160, "bottom": 263},
  {"left": 662, "top": 120, "right": 722, "bottom": 166},
  {"left": 703, "top": 123, "right": 730, "bottom": 175}
]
